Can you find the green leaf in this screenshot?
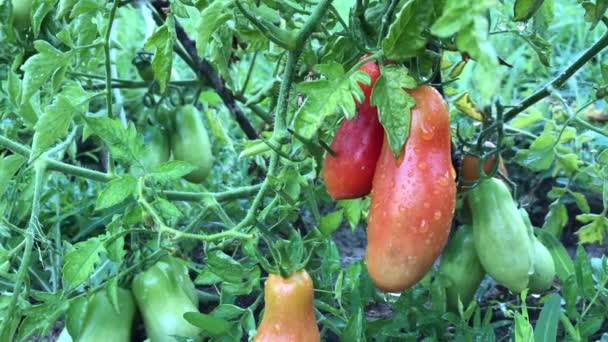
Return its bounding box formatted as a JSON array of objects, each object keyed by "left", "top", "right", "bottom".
[
  {"left": 576, "top": 215, "right": 607, "bottom": 244},
  {"left": 338, "top": 199, "right": 362, "bottom": 230},
  {"left": 581, "top": 0, "right": 608, "bottom": 29},
  {"left": 574, "top": 246, "right": 595, "bottom": 298},
  {"left": 514, "top": 0, "right": 545, "bottom": 21},
  {"left": 31, "top": 0, "right": 56, "bottom": 37},
  {"left": 533, "top": 294, "right": 561, "bottom": 342},
  {"left": 144, "top": 17, "right": 176, "bottom": 93},
  {"left": 382, "top": 0, "right": 434, "bottom": 61},
  {"left": 84, "top": 117, "right": 144, "bottom": 163},
  {"left": 319, "top": 210, "right": 344, "bottom": 237},
  {"left": 542, "top": 201, "right": 568, "bottom": 237},
  {"left": 371, "top": 65, "right": 416, "bottom": 159},
  {"left": 149, "top": 161, "right": 197, "bottom": 182},
  {"left": 514, "top": 131, "right": 557, "bottom": 171},
  {"left": 555, "top": 153, "right": 579, "bottom": 175},
  {"left": 16, "top": 292, "right": 69, "bottom": 342},
  {"left": 0, "top": 154, "right": 26, "bottom": 197},
  {"left": 206, "top": 251, "right": 250, "bottom": 283},
  {"left": 152, "top": 198, "right": 183, "bottom": 219},
  {"left": 293, "top": 64, "right": 367, "bottom": 139},
  {"left": 20, "top": 41, "right": 74, "bottom": 106},
  {"left": 341, "top": 308, "right": 364, "bottom": 341},
  {"left": 568, "top": 190, "right": 590, "bottom": 214},
  {"left": 184, "top": 312, "right": 232, "bottom": 336},
  {"left": 196, "top": 0, "right": 232, "bottom": 57},
  {"left": 30, "top": 82, "right": 90, "bottom": 162},
  {"left": 105, "top": 218, "right": 125, "bottom": 263},
  {"left": 62, "top": 237, "right": 106, "bottom": 291},
  {"left": 95, "top": 176, "right": 137, "bottom": 210},
  {"left": 430, "top": 0, "right": 472, "bottom": 38}
]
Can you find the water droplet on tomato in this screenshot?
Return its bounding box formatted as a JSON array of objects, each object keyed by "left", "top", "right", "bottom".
[
  {"left": 417, "top": 162, "right": 427, "bottom": 170},
  {"left": 434, "top": 211, "right": 442, "bottom": 220},
  {"left": 437, "top": 176, "right": 450, "bottom": 187},
  {"left": 420, "top": 121, "right": 435, "bottom": 140},
  {"left": 419, "top": 219, "right": 429, "bottom": 233}
]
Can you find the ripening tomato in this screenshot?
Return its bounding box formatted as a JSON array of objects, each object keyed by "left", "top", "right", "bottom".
[
  {"left": 254, "top": 270, "right": 320, "bottom": 342},
  {"left": 322, "top": 57, "right": 384, "bottom": 200},
  {"left": 459, "top": 142, "right": 508, "bottom": 192},
  {"left": 366, "top": 85, "right": 456, "bottom": 292}
]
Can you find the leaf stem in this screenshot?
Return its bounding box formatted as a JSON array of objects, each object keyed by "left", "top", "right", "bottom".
[{"left": 0, "top": 162, "right": 46, "bottom": 338}]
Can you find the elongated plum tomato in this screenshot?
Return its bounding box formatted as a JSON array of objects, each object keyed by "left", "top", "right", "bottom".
[
  {"left": 254, "top": 270, "right": 320, "bottom": 342},
  {"left": 322, "top": 58, "right": 384, "bottom": 200},
  {"left": 366, "top": 85, "right": 456, "bottom": 292}
]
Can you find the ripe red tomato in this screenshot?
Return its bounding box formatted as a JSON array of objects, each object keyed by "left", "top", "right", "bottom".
[
  {"left": 366, "top": 85, "right": 456, "bottom": 292},
  {"left": 322, "top": 57, "right": 384, "bottom": 200}
]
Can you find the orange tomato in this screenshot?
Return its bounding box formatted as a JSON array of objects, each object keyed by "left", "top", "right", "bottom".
[{"left": 254, "top": 270, "right": 320, "bottom": 342}]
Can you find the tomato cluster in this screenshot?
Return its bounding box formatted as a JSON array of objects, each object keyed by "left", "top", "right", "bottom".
[{"left": 321, "top": 56, "right": 556, "bottom": 312}]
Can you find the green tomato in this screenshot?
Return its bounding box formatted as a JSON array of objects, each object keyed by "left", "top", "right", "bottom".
[
  {"left": 468, "top": 178, "right": 533, "bottom": 293},
  {"left": 131, "top": 126, "right": 171, "bottom": 176},
  {"left": 12, "top": 0, "right": 32, "bottom": 30},
  {"left": 170, "top": 105, "right": 213, "bottom": 183},
  {"left": 62, "top": 287, "right": 136, "bottom": 342},
  {"left": 519, "top": 209, "right": 556, "bottom": 293},
  {"left": 439, "top": 225, "right": 485, "bottom": 311},
  {"left": 132, "top": 257, "right": 201, "bottom": 342}
]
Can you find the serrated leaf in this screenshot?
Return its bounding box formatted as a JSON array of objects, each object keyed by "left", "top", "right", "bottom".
[
  {"left": 30, "top": 82, "right": 90, "bottom": 162},
  {"left": 149, "top": 160, "right": 197, "bottom": 181},
  {"left": 84, "top": 117, "right": 144, "bottom": 162},
  {"left": 17, "top": 292, "right": 69, "bottom": 342},
  {"left": 382, "top": 0, "right": 433, "bottom": 61},
  {"left": 20, "top": 41, "right": 74, "bottom": 106},
  {"left": 196, "top": 0, "right": 232, "bottom": 57},
  {"left": 96, "top": 176, "right": 137, "bottom": 210},
  {"left": 62, "top": 237, "right": 106, "bottom": 291},
  {"left": 206, "top": 251, "right": 249, "bottom": 283},
  {"left": 454, "top": 92, "right": 486, "bottom": 121},
  {"left": 144, "top": 17, "right": 176, "bottom": 93},
  {"left": 371, "top": 65, "right": 416, "bottom": 159},
  {"left": 0, "top": 154, "right": 26, "bottom": 197},
  {"left": 152, "top": 197, "right": 182, "bottom": 219},
  {"left": 32, "top": 0, "right": 56, "bottom": 37},
  {"left": 514, "top": 0, "right": 545, "bottom": 22},
  {"left": 542, "top": 201, "right": 568, "bottom": 237},
  {"left": 514, "top": 131, "right": 557, "bottom": 171},
  {"left": 576, "top": 215, "right": 607, "bottom": 244},
  {"left": 293, "top": 64, "right": 367, "bottom": 139}
]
